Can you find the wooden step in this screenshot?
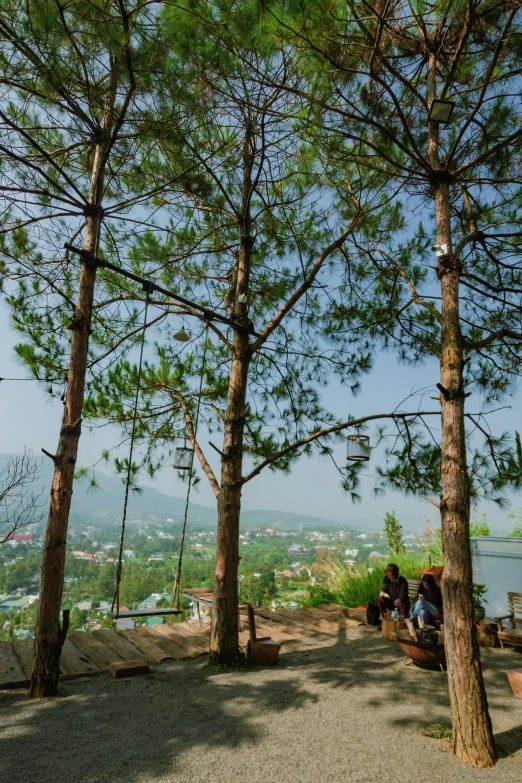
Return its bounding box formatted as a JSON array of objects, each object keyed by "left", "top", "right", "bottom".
[
  {"left": 108, "top": 659, "right": 149, "bottom": 679},
  {"left": 136, "top": 627, "right": 190, "bottom": 659},
  {"left": 11, "top": 639, "right": 34, "bottom": 679},
  {"left": 315, "top": 603, "right": 345, "bottom": 613},
  {"left": 151, "top": 625, "right": 207, "bottom": 656},
  {"left": 239, "top": 615, "right": 294, "bottom": 644},
  {"left": 288, "top": 609, "right": 340, "bottom": 633},
  {"left": 177, "top": 621, "right": 211, "bottom": 637},
  {"left": 253, "top": 609, "right": 315, "bottom": 638},
  {"left": 11, "top": 637, "right": 101, "bottom": 681},
  {"left": 60, "top": 638, "right": 101, "bottom": 676},
  {"left": 91, "top": 630, "right": 147, "bottom": 662},
  {"left": 316, "top": 603, "right": 367, "bottom": 623},
  {"left": 69, "top": 631, "right": 123, "bottom": 669},
  {"left": 0, "top": 641, "right": 28, "bottom": 688},
  {"left": 299, "top": 607, "right": 343, "bottom": 621},
  {"left": 164, "top": 623, "right": 210, "bottom": 650},
  {"left": 310, "top": 605, "right": 365, "bottom": 629},
  {"left": 301, "top": 606, "right": 362, "bottom": 630},
  {"left": 275, "top": 608, "right": 338, "bottom": 633},
  {"left": 117, "top": 629, "right": 173, "bottom": 663},
  {"left": 253, "top": 609, "right": 316, "bottom": 637},
  {"left": 186, "top": 619, "right": 211, "bottom": 632}
]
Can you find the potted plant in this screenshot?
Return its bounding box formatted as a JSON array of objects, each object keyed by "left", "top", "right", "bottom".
[{"left": 473, "top": 583, "right": 488, "bottom": 621}]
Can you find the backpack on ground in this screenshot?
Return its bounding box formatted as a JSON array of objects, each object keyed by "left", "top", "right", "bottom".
[{"left": 366, "top": 600, "right": 381, "bottom": 626}]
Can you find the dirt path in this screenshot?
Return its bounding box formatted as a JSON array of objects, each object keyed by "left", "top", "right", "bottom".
[{"left": 1, "top": 628, "right": 521, "bottom": 782}]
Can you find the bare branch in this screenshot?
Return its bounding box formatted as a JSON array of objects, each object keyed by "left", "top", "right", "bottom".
[{"left": 0, "top": 449, "right": 45, "bottom": 543}]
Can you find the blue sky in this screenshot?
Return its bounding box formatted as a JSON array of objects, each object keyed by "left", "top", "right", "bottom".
[{"left": 1, "top": 302, "right": 521, "bottom": 533}]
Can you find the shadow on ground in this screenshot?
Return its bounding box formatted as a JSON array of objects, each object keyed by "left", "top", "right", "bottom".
[{"left": 0, "top": 627, "right": 521, "bottom": 783}]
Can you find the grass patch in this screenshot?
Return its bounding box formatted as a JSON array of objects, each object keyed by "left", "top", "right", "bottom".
[
  {"left": 336, "top": 567, "right": 383, "bottom": 608},
  {"left": 201, "top": 650, "right": 252, "bottom": 674},
  {"left": 306, "top": 553, "right": 431, "bottom": 608},
  {"left": 421, "top": 723, "right": 453, "bottom": 740}
]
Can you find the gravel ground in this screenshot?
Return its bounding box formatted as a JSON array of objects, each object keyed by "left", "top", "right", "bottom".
[{"left": 1, "top": 627, "right": 522, "bottom": 783}]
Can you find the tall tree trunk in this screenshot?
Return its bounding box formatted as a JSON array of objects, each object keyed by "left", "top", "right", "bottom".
[
  {"left": 210, "top": 131, "right": 254, "bottom": 664},
  {"left": 427, "top": 50, "right": 495, "bottom": 764},
  {"left": 210, "top": 335, "right": 250, "bottom": 663},
  {"left": 436, "top": 181, "right": 496, "bottom": 767},
  {"left": 31, "top": 103, "right": 114, "bottom": 698}
]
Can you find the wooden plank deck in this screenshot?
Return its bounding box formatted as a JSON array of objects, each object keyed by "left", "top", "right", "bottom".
[
  {"left": 117, "top": 629, "right": 173, "bottom": 662},
  {"left": 0, "top": 603, "right": 359, "bottom": 690},
  {"left": 60, "top": 638, "right": 101, "bottom": 677},
  {"left": 0, "top": 641, "right": 27, "bottom": 688}
]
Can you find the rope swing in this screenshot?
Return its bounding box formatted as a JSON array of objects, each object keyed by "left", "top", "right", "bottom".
[
  {"left": 111, "top": 292, "right": 209, "bottom": 621},
  {"left": 110, "top": 283, "right": 178, "bottom": 619},
  {"left": 170, "top": 322, "right": 209, "bottom": 610}
]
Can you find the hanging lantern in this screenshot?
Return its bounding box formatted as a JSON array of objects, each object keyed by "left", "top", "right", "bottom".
[
  {"left": 173, "top": 329, "right": 190, "bottom": 342},
  {"left": 427, "top": 99, "right": 455, "bottom": 124},
  {"left": 173, "top": 446, "right": 194, "bottom": 470},
  {"left": 346, "top": 434, "right": 371, "bottom": 462}
]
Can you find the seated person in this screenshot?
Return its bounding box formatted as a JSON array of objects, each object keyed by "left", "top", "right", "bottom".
[
  {"left": 410, "top": 573, "right": 442, "bottom": 625},
  {"left": 377, "top": 563, "right": 410, "bottom": 619}
]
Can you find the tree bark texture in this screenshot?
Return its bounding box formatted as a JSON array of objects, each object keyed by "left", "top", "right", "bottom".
[
  {"left": 436, "top": 182, "right": 496, "bottom": 767},
  {"left": 426, "top": 47, "right": 495, "bottom": 765},
  {"left": 210, "top": 132, "right": 254, "bottom": 663},
  {"left": 31, "top": 115, "right": 113, "bottom": 698},
  {"left": 209, "top": 337, "right": 250, "bottom": 663}
]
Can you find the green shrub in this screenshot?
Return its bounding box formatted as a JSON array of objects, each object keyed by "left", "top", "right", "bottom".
[
  {"left": 470, "top": 509, "right": 491, "bottom": 537},
  {"left": 301, "top": 585, "right": 337, "bottom": 607},
  {"left": 384, "top": 511, "right": 405, "bottom": 554},
  {"left": 507, "top": 509, "right": 522, "bottom": 537},
  {"left": 393, "top": 554, "right": 430, "bottom": 579},
  {"left": 336, "top": 567, "right": 383, "bottom": 608},
  {"left": 305, "top": 553, "right": 430, "bottom": 609}
]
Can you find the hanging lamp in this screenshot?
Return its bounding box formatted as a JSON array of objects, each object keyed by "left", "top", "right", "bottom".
[
  {"left": 173, "top": 445, "right": 194, "bottom": 470},
  {"left": 173, "top": 329, "right": 190, "bottom": 342},
  {"left": 427, "top": 99, "right": 454, "bottom": 124},
  {"left": 346, "top": 434, "right": 371, "bottom": 462}
]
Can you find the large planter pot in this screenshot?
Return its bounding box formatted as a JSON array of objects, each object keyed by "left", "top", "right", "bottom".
[
  {"left": 394, "top": 629, "right": 446, "bottom": 670},
  {"left": 508, "top": 669, "right": 522, "bottom": 699},
  {"left": 475, "top": 606, "right": 486, "bottom": 621}
]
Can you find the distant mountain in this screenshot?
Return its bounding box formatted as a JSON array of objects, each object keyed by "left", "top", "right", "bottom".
[
  {"left": 240, "top": 509, "right": 345, "bottom": 531},
  {"left": 0, "top": 455, "right": 350, "bottom": 532}
]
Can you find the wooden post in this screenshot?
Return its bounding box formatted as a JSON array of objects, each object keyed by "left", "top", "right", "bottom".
[
  {"left": 247, "top": 603, "right": 256, "bottom": 645},
  {"left": 60, "top": 609, "right": 70, "bottom": 646}
]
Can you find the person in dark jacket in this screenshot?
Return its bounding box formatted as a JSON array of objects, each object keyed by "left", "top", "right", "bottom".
[
  {"left": 410, "top": 573, "right": 443, "bottom": 624},
  {"left": 376, "top": 563, "right": 410, "bottom": 619}
]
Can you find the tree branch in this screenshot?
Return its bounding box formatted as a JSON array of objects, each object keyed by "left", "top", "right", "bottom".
[
  {"left": 168, "top": 390, "right": 220, "bottom": 498},
  {"left": 250, "top": 215, "right": 359, "bottom": 352},
  {"left": 239, "top": 410, "right": 442, "bottom": 487},
  {"left": 464, "top": 328, "right": 522, "bottom": 351}
]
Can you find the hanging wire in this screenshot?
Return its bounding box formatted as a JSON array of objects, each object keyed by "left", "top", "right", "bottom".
[
  {"left": 112, "top": 285, "right": 152, "bottom": 616},
  {"left": 0, "top": 376, "right": 65, "bottom": 382},
  {"left": 171, "top": 321, "right": 210, "bottom": 610}
]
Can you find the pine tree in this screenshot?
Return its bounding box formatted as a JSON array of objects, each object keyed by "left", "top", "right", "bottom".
[
  {"left": 79, "top": 3, "right": 392, "bottom": 663},
  {"left": 0, "top": 0, "right": 196, "bottom": 696},
  {"left": 262, "top": 0, "right": 522, "bottom": 766}
]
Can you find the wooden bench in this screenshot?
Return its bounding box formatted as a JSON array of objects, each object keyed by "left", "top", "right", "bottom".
[
  {"left": 495, "top": 592, "right": 522, "bottom": 651},
  {"left": 183, "top": 589, "right": 248, "bottom": 621},
  {"left": 407, "top": 579, "right": 421, "bottom": 603},
  {"left": 406, "top": 578, "right": 444, "bottom": 629}
]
